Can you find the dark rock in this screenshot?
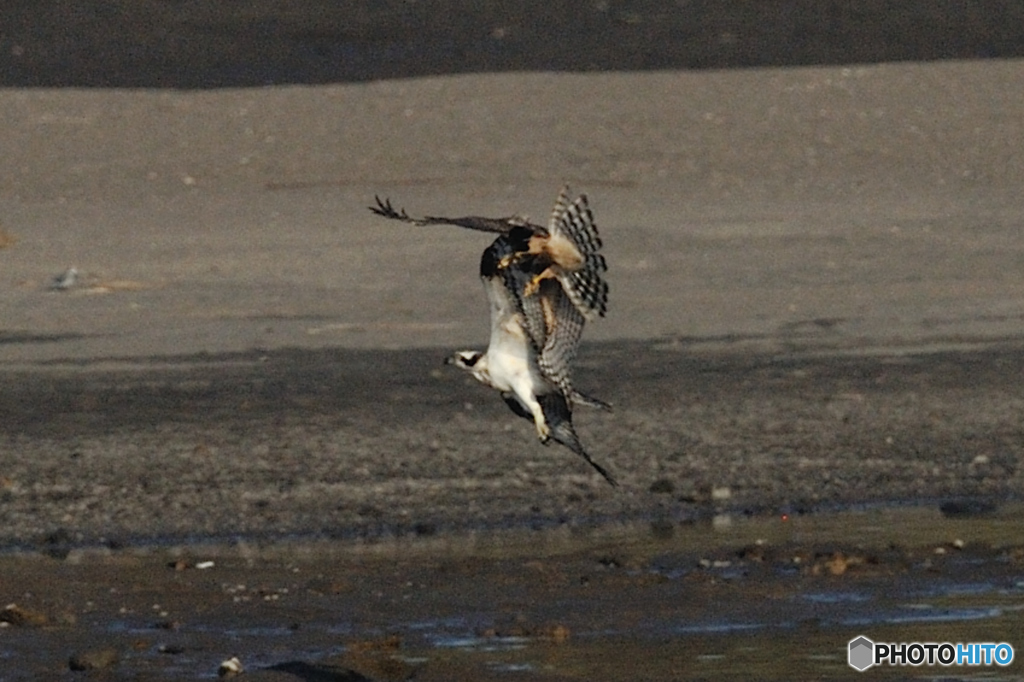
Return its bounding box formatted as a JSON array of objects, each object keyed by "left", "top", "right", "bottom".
[
  {"left": 939, "top": 499, "right": 999, "bottom": 518},
  {"left": 69, "top": 648, "right": 119, "bottom": 671},
  {"left": 0, "top": 603, "right": 48, "bottom": 626},
  {"left": 649, "top": 478, "right": 675, "bottom": 494},
  {"left": 158, "top": 643, "right": 185, "bottom": 655}
]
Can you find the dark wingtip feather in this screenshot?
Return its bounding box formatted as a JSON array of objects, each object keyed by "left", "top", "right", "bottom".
[{"left": 369, "top": 195, "right": 415, "bottom": 222}]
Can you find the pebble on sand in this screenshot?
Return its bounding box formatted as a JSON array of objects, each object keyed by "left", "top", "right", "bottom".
[{"left": 218, "top": 656, "right": 244, "bottom": 677}]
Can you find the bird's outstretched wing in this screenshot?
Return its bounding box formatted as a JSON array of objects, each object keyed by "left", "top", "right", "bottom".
[
  {"left": 496, "top": 249, "right": 609, "bottom": 411},
  {"left": 546, "top": 188, "right": 609, "bottom": 320},
  {"left": 534, "top": 278, "right": 612, "bottom": 410},
  {"left": 370, "top": 196, "right": 537, "bottom": 234}
]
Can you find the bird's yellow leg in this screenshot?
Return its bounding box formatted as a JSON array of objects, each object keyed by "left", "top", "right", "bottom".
[
  {"left": 523, "top": 267, "right": 556, "bottom": 297},
  {"left": 534, "top": 416, "right": 551, "bottom": 442}
]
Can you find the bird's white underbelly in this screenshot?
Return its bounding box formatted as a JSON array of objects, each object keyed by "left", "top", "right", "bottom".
[
  {"left": 484, "top": 315, "right": 543, "bottom": 398},
  {"left": 486, "top": 330, "right": 531, "bottom": 382},
  {"left": 485, "top": 347, "right": 532, "bottom": 392}
]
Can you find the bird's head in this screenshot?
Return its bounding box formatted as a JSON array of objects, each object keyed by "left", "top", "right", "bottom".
[{"left": 445, "top": 350, "right": 484, "bottom": 371}]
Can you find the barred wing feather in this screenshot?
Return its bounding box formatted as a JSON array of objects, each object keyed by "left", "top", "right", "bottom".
[{"left": 547, "top": 188, "right": 609, "bottom": 320}]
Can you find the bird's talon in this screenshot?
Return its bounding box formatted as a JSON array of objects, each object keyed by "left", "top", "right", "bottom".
[
  {"left": 523, "top": 276, "right": 543, "bottom": 297},
  {"left": 497, "top": 253, "right": 519, "bottom": 270}
]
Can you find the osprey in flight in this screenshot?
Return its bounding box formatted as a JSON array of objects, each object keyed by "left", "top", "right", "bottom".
[{"left": 370, "top": 187, "right": 615, "bottom": 485}]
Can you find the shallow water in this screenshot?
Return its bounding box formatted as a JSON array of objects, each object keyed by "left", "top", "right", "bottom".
[{"left": 1, "top": 502, "right": 1023, "bottom": 680}]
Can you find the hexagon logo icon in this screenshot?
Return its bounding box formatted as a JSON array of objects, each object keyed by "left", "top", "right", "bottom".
[{"left": 848, "top": 635, "right": 875, "bottom": 671}]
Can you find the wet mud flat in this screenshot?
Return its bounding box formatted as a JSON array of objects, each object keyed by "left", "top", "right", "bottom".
[
  {"left": 0, "top": 338, "right": 1022, "bottom": 679},
  {"left": 1, "top": 505, "right": 1024, "bottom": 681}
]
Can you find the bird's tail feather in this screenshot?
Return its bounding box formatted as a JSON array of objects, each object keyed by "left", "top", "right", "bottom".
[
  {"left": 538, "top": 393, "right": 616, "bottom": 486},
  {"left": 571, "top": 389, "right": 613, "bottom": 411}
]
